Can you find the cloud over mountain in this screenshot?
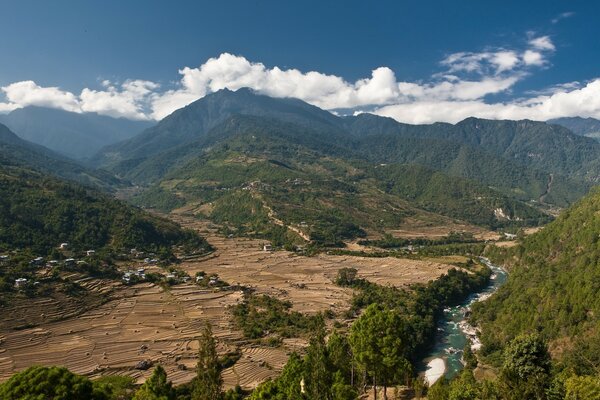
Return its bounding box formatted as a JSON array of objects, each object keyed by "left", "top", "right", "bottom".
[{"left": 2, "top": 33, "right": 600, "bottom": 124}]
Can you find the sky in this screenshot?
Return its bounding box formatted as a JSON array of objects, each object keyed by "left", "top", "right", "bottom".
[{"left": 1, "top": 0, "right": 600, "bottom": 123}]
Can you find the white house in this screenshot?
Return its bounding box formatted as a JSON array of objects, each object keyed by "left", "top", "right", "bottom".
[
  {"left": 86, "top": 250, "right": 96, "bottom": 257},
  {"left": 263, "top": 244, "right": 273, "bottom": 252},
  {"left": 14, "top": 278, "right": 27, "bottom": 288},
  {"left": 59, "top": 243, "right": 69, "bottom": 250}
]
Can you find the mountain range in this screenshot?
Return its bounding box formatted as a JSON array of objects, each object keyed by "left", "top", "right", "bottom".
[
  {"left": 0, "top": 122, "right": 122, "bottom": 190},
  {"left": 0, "top": 106, "right": 152, "bottom": 160},
  {"left": 82, "top": 88, "right": 600, "bottom": 240},
  {"left": 4, "top": 88, "right": 600, "bottom": 242},
  {"left": 549, "top": 116, "right": 600, "bottom": 141}
]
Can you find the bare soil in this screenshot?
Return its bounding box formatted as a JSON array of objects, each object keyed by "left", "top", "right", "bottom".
[{"left": 0, "top": 215, "right": 458, "bottom": 390}]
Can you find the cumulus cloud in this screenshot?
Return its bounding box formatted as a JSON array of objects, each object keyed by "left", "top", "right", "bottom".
[
  {"left": 0, "top": 79, "right": 157, "bottom": 120},
  {"left": 3, "top": 32, "right": 600, "bottom": 125},
  {"left": 80, "top": 80, "right": 158, "bottom": 119},
  {"left": 2, "top": 80, "right": 81, "bottom": 112},
  {"left": 372, "top": 79, "right": 600, "bottom": 124}
]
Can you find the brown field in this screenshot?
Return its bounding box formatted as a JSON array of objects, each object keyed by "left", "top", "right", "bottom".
[{"left": 0, "top": 215, "right": 459, "bottom": 390}]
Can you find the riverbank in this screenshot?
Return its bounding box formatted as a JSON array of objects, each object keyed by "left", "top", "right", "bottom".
[{"left": 419, "top": 258, "right": 508, "bottom": 384}]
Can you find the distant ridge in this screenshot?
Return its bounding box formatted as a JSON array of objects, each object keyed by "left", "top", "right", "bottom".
[{"left": 0, "top": 106, "right": 152, "bottom": 160}]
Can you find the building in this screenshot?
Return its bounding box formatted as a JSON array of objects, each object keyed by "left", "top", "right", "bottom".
[
  {"left": 59, "top": 243, "right": 69, "bottom": 250},
  {"left": 86, "top": 250, "right": 96, "bottom": 257},
  {"left": 30, "top": 257, "right": 44, "bottom": 266},
  {"left": 263, "top": 244, "right": 273, "bottom": 252},
  {"left": 14, "top": 278, "right": 27, "bottom": 288}
]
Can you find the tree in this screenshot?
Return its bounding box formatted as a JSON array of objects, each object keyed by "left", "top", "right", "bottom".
[
  {"left": 303, "top": 321, "right": 331, "bottom": 400},
  {"left": 564, "top": 375, "right": 600, "bottom": 400},
  {"left": 327, "top": 331, "right": 353, "bottom": 385},
  {"left": 133, "top": 365, "right": 175, "bottom": 400},
  {"left": 331, "top": 371, "right": 358, "bottom": 400},
  {"left": 0, "top": 365, "right": 104, "bottom": 400},
  {"left": 500, "top": 333, "right": 551, "bottom": 399},
  {"left": 192, "top": 323, "right": 223, "bottom": 400},
  {"left": 93, "top": 375, "right": 136, "bottom": 400},
  {"left": 349, "top": 304, "right": 412, "bottom": 400}
]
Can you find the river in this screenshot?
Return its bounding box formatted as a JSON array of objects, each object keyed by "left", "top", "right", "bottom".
[{"left": 421, "top": 257, "right": 508, "bottom": 386}]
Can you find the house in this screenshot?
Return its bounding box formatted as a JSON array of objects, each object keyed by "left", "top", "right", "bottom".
[
  {"left": 30, "top": 257, "right": 44, "bottom": 266},
  {"left": 122, "top": 272, "right": 132, "bottom": 283},
  {"left": 59, "top": 243, "right": 69, "bottom": 250},
  {"left": 0, "top": 255, "right": 9, "bottom": 264},
  {"left": 137, "top": 268, "right": 145, "bottom": 276},
  {"left": 14, "top": 278, "right": 27, "bottom": 288},
  {"left": 64, "top": 258, "right": 76, "bottom": 267},
  {"left": 504, "top": 233, "right": 518, "bottom": 240},
  {"left": 48, "top": 260, "right": 59, "bottom": 267},
  {"left": 263, "top": 244, "right": 273, "bottom": 252},
  {"left": 86, "top": 250, "right": 96, "bottom": 257},
  {"left": 76, "top": 260, "right": 88, "bottom": 266}
]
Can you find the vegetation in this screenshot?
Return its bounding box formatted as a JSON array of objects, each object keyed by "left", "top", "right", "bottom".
[
  {"left": 0, "top": 366, "right": 107, "bottom": 400},
  {"left": 472, "top": 187, "right": 600, "bottom": 371},
  {"left": 231, "top": 293, "right": 323, "bottom": 339},
  {"left": 0, "top": 166, "right": 209, "bottom": 256}
]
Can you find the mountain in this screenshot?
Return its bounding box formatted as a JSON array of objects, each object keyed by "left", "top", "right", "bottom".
[
  {"left": 0, "top": 106, "right": 152, "bottom": 160},
  {"left": 472, "top": 188, "right": 600, "bottom": 371},
  {"left": 91, "top": 88, "right": 345, "bottom": 168},
  {"left": 548, "top": 116, "right": 600, "bottom": 141},
  {"left": 0, "top": 165, "right": 209, "bottom": 256},
  {"left": 132, "top": 115, "right": 549, "bottom": 242},
  {"left": 0, "top": 122, "right": 122, "bottom": 190},
  {"left": 87, "top": 88, "right": 600, "bottom": 243},
  {"left": 344, "top": 114, "right": 600, "bottom": 183},
  {"left": 94, "top": 89, "right": 593, "bottom": 208}
]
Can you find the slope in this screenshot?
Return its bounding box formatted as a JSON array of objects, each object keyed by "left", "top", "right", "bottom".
[
  {"left": 94, "top": 89, "right": 591, "bottom": 208},
  {"left": 0, "top": 123, "right": 122, "bottom": 190},
  {"left": 92, "top": 87, "right": 344, "bottom": 169},
  {"left": 549, "top": 116, "right": 600, "bottom": 141},
  {"left": 0, "top": 165, "right": 209, "bottom": 256},
  {"left": 472, "top": 188, "right": 600, "bottom": 371},
  {"left": 133, "top": 115, "right": 549, "bottom": 242},
  {"left": 0, "top": 106, "right": 152, "bottom": 159}
]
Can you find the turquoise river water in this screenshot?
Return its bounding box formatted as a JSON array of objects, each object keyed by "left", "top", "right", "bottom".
[{"left": 420, "top": 258, "right": 508, "bottom": 384}]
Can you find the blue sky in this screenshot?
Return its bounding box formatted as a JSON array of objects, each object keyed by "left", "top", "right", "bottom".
[{"left": 1, "top": 0, "right": 599, "bottom": 123}]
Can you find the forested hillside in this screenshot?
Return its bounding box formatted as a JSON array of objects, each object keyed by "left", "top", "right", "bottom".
[
  {"left": 94, "top": 89, "right": 594, "bottom": 209},
  {"left": 132, "top": 115, "right": 549, "bottom": 244},
  {"left": 0, "top": 123, "right": 122, "bottom": 190},
  {"left": 473, "top": 187, "right": 600, "bottom": 373},
  {"left": 0, "top": 166, "right": 208, "bottom": 256}
]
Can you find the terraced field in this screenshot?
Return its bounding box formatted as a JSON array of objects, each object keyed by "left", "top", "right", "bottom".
[{"left": 0, "top": 214, "right": 458, "bottom": 390}]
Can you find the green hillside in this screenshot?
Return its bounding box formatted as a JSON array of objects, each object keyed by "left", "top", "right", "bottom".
[
  {"left": 132, "top": 115, "right": 549, "bottom": 244},
  {"left": 472, "top": 188, "right": 600, "bottom": 371},
  {"left": 94, "top": 89, "right": 592, "bottom": 209},
  {"left": 0, "top": 166, "right": 208, "bottom": 256},
  {"left": 0, "top": 123, "right": 123, "bottom": 190}
]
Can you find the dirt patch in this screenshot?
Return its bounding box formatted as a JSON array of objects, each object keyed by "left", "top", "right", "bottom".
[{"left": 0, "top": 214, "right": 457, "bottom": 390}]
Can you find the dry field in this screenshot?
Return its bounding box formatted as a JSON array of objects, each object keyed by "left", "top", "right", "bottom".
[{"left": 0, "top": 215, "right": 458, "bottom": 390}]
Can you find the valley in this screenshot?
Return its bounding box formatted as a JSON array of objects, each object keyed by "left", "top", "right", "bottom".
[{"left": 0, "top": 214, "right": 463, "bottom": 390}]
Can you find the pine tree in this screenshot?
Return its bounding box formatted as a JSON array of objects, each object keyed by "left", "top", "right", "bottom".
[
  {"left": 192, "top": 323, "right": 223, "bottom": 400},
  {"left": 304, "top": 319, "right": 331, "bottom": 400},
  {"left": 132, "top": 365, "right": 175, "bottom": 400}
]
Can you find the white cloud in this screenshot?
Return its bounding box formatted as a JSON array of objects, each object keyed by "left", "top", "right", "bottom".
[
  {"left": 80, "top": 80, "right": 158, "bottom": 120},
  {"left": 372, "top": 79, "right": 600, "bottom": 124},
  {"left": 2, "top": 80, "right": 81, "bottom": 112},
  {"left": 523, "top": 50, "right": 545, "bottom": 66},
  {"left": 2, "top": 31, "right": 599, "bottom": 126},
  {"left": 552, "top": 12, "right": 575, "bottom": 24},
  {"left": 529, "top": 36, "right": 555, "bottom": 51}
]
